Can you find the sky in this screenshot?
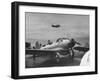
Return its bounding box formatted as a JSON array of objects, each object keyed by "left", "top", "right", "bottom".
[{"left": 25, "top": 12, "right": 89, "bottom": 41}]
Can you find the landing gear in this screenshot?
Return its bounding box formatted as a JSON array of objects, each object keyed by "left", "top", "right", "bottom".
[
  {"left": 70, "top": 48, "right": 74, "bottom": 60},
  {"left": 56, "top": 52, "right": 60, "bottom": 63}
]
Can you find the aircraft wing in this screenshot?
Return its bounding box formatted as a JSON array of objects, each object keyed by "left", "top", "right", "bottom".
[
  {"left": 26, "top": 49, "right": 69, "bottom": 55},
  {"left": 73, "top": 47, "right": 89, "bottom": 52}
]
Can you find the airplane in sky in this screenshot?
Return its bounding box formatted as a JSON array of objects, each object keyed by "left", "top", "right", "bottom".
[
  {"left": 51, "top": 24, "right": 60, "bottom": 28},
  {"left": 26, "top": 38, "right": 81, "bottom": 62}
]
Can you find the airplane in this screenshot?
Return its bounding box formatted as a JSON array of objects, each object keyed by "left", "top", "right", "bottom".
[
  {"left": 51, "top": 24, "right": 60, "bottom": 28},
  {"left": 26, "top": 38, "right": 81, "bottom": 62}
]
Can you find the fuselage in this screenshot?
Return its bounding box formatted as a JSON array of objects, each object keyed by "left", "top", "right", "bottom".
[{"left": 40, "top": 38, "right": 76, "bottom": 50}]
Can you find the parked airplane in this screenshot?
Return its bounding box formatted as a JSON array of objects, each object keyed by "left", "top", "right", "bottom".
[{"left": 26, "top": 38, "right": 81, "bottom": 62}]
